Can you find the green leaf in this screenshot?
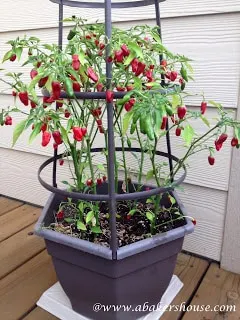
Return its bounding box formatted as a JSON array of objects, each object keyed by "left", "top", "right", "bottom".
[
  {"left": 78, "top": 202, "right": 84, "bottom": 213},
  {"left": 78, "top": 50, "right": 86, "bottom": 65},
  {"left": 200, "top": 115, "right": 210, "bottom": 127},
  {"left": 77, "top": 220, "right": 87, "bottom": 231},
  {"left": 129, "top": 209, "right": 137, "bottom": 216},
  {"left": 29, "top": 122, "right": 41, "bottom": 144},
  {"left": 97, "top": 164, "right": 105, "bottom": 172},
  {"left": 146, "top": 211, "right": 154, "bottom": 222},
  {"left": 134, "top": 77, "right": 142, "bottom": 90},
  {"left": 172, "top": 94, "right": 181, "bottom": 110},
  {"left": 28, "top": 72, "right": 45, "bottom": 91},
  {"left": 124, "top": 52, "right": 135, "bottom": 66},
  {"left": 146, "top": 169, "right": 154, "bottom": 180},
  {"left": 208, "top": 100, "right": 221, "bottom": 108},
  {"left": 2, "top": 50, "right": 13, "bottom": 63},
  {"left": 146, "top": 198, "right": 153, "bottom": 204},
  {"left": 181, "top": 124, "right": 195, "bottom": 146},
  {"left": 128, "top": 42, "right": 143, "bottom": 58},
  {"left": 62, "top": 180, "right": 70, "bottom": 185},
  {"left": 15, "top": 47, "right": 23, "bottom": 61},
  {"left": 64, "top": 217, "right": 75, "bottom": 223},
  {"left": 169, "top": 195, "right": 176, "bottom": 205},
  {"left": 60, "top": 126, "right": 69, "bottom": 144},
  {"left": 45, "top": 74, "right": 53, "bottom": 92},
  {"left": 91, "top": 226, "right": 102, "bottom": 234},
  {"left": 12, "top": 119, "right": 27, "bottom": 146},
  {"left": 122, "top": 111, "right": 133, "bottom": 136},
  {"left": 86, "top": 211, "right": 94, "bottom": 224},
  {"left": 29, "top": 36, "right": 40, "bottom": 42}
]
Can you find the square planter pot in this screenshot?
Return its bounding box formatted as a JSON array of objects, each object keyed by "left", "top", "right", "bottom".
[{"left": 35, "top": 190, "right": 194, "bottom": 320}]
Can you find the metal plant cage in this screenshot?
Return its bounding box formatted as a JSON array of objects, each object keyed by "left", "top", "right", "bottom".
[{"left": 38, "top": 0, "right": 187, "bottom": 259}]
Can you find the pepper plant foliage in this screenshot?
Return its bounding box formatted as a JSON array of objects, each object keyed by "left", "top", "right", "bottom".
[{"left": 1, "top": 17, "right": 240, "bottom": 235}]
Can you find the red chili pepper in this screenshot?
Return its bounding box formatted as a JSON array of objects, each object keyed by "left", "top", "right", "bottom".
[
  {"left": 94, "top": 39, "right": 99, "bottom": 46},
  {"left": 72, "top": 55, "right": 80, "bottom": 71},
  {"left": 114, "top": 50, "right": 124, "bottom": 63},
  {"left": 30, "top": 69, "right": 38, "bottom": 79},
  {"left": 38, "top": 76, "right": 49, "bottom": 88},
  {"left": 96, "top": 83, "right": 104, "bottom": 92},
  {"left": 81, "top": 127, "right": 87, "bottom": 136},
  {"left": 231, "top": 137, "right": 239, "bottom": 147},
  {"left": 177, "top": 105, "right": 187, "bottom": 119},
  {"left": 99, "top": 43, "right": 105, "bottom": 50},
  {"left": 102, "top": 175, "right": 107, "bottom": 182},
  {"left": 201, "top": 101, "right": 207, "bottom": 115},
  {"left": 215, "top": 140, "right": 222, "bottom": 151},
  {"left": 4, "top": 116, "right": 12, "bottom": 126},
  {"left": 51, "top": 81, "right": 61, "bottom": 100},
  {"left": 192, "top": 218, "right": 197, "bottom": 226},
  {"left": 107, "top": 56, "right": 113, "bottom": 63},
  {"left": 97, "top": 178, "right": 102, "bottom": 185},
  {"left": 124, "top": 102, "right": 132, "bottom": 112},
  {"left": 92, "top": 108, "right": 102, "bottom": 117},
  {"left": 52, "top": 131, "right": 63, "bottom": 145},
  {"left": 116, "top": 86, "right": 125, "bottom": 92},
  {"left": 86, "top": 179, "right": 93, "bottom": 187},
  {"left": 145, "top": 70, "right": 153, "bottom": 82},
  {"left": 161, "top": 116, "right": 168, "bottom": 130},
  {"left": 10, "top": 54, "right": 16, "bottom": 62},
  {"left": 73, "top": 126, "right": 83, "bottom": 141},
  {"left": 208, "top": 156, "right": 215, "bottom": 166},
  {"left": 129, "top": 98, "right": 136, "bottom": 106},
  {"left": 160, "top": 60, "right": 167, "bottom": 68},
  {"left": 53, "top": 143, "right": 58, "bottom": 150},
  {"left": 135, "top": 62, "right": 146, "bottom": 77},
  {"left": 12, "top": 91, "right": 17, "bottom": 97},
  {"left": 41, "top": 123, "right": 47, "bottom": 132},
  {"left": 56, "top": 99, "right": 64, "bottom": 109},
  {"left": 175, "top": 127, "right": 182, "bottom": 136},
  {"left": 149, "top": 65, "right": 155, "bottom": 70},
  {"left": 19, "top": 91, "right": 29, "bottom": 106},
  {"left": 131, "top": 58, "right": 139, "bottom": 73},
  {"left": 87, "top": 67, "right": 99, "bottom": 83},
  {"left": 170, "top": 71, "right": 178, "bottom": 82},
  {"left": 217, "top": 133, "right": 228, "bottom": 144},
  {"left": 121, "top": 44, "right": 130, "bottom": 57},
  {"left": 30, "top": 101, "right": 36, "bottom": 109},
  {"left": 59, "top": 159, "right": 64, "bottom": 166},
  {"left": 56, "top": 211, "right": 64, "bottom": 220},
  {"left": 64, "top": 110, "right": 71, "bottom": 118},
  {"left": 73, "top": 82, "right": 81, "bottom": 92},
  {"left": 126, "top": 85, "right": 134, "bottom": 91},
  {"left": 42, "top": 131, "right": 51, "bottom": 147},
  {"left": 106, "top": 90, "right": 114, "bottom": 103}
]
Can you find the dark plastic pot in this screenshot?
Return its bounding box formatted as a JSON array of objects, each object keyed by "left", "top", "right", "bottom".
[{"left": 35, "top": 187, "right": 194, "bottom": 320}]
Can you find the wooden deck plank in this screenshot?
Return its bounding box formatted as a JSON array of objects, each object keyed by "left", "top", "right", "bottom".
[
  {"left": 182, "top": 263, "right": 240, "bottom": 320},
  {"left": 0, "top": 196, "right": 24, "bottom": 217},
  {"left": 161, "top": 253, "right": 209, "bottom": 320},
  {"left": 23, "top": 307, "right": 58, "bottom": 320},
  {"left": 0, "top": 204, "right": 41, "bottom": 242},
  {"left": 0, "top": 250, "right": 57, "bottom": 320},
  {"left": 0, "top": 223, "right": 45, "bottom": 280}
]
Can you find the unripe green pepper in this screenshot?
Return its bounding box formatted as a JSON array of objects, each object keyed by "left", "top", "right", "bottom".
[
  {"left": 165, "top": 104, "right": 173, "bottom": 116},
  {"left": 140, "top": 115, "right": 147, "bottom": 135},
  {"left": 127, "top": 137, "right": 132, "bottom": 148},
  {"left": 130, "top": 122, "right": 136, "bottom": 134},
  {"left": 67, "top": 29, "right": 77, "bottom": 41},
  {"left": 65, "top": 78, "right": 74, "bottom": 97},
  {"left": 145, "top": 115, "right": 155, "bottom": 141}
]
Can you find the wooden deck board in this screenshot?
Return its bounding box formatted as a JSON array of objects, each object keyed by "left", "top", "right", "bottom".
[
  {"left": 182, "top": 263, "right": 240, "bottom": 320},
  {"left": 0, "top": 196, "right": 24, "bottom": 216},
  {"left": 161, "top": 253, "right": 209, "bottom": 320},
  {"left": 0, "top": 204, "right": 41, "bottom": 242},
  {"left": 23, "top": 307, "right": 58, "bottom": 320},
  {"left": 0, "top": 223, "right": 45, "bottom": 280},
  {"left": 0, "top": 250, "right": 57, "bottom": 320}
]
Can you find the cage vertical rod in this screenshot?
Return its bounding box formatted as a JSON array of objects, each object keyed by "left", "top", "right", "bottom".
[
  {"left": 53, "top": 0, "right": 64, "bottom": 187},
  {"left": 105, "top": 0, "right": 118, "bottom": 259},
  {"left": 154, "top": 0, "right": 174, "bottom": 182}
]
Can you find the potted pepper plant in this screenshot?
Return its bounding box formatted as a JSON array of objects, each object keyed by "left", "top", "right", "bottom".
[{"left": 1, "top": 16, "right": 240, "bottom": 320}]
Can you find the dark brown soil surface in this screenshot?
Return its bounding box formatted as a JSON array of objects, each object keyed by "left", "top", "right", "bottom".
[{"left": 48, "top": 195, "right": 187, "bottom": 248}]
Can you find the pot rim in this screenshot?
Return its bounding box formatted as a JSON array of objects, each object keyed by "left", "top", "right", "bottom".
[{"left": 34, "top": 190, "right": 194, "bottom": 260}]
